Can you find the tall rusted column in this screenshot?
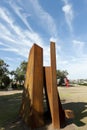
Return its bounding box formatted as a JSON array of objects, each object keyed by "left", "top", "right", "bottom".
[
  {"left": 20, "top": 44, "right": 44, "bottom": 128},
  {"left": 50, "top": 42, "right": 65, "bottom": 128},
  {"left": 20, "top": 42, "right": 65, "bottom": 129},
  {"left": 44, "top": 42, "right": 65, "bottom": 129},
  {"left": 50, "top": 42, "right": 60, "bottom": 129}
]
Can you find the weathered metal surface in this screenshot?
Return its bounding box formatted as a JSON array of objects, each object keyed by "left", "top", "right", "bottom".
[
  {"left": 44, "top": 42, "right": 65, "bottom": 129},
  {"left": 20, "top": 42, "right": 65, "bottom": 129},
  {"left": 20, "top": 44, "right": 44, "bottom": 128}
]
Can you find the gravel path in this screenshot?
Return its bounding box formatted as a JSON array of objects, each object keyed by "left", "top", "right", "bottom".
[{"left": 0, "top": 90, "right": 23, "bottom": 96}]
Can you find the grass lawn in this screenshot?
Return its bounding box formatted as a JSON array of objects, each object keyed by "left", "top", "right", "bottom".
[
  {"left": 0, "top": 93, "right": 22, "bottom": 129},
  {"left": 58, "top": 86, "right": 87, "bottom": 129},
  {"left": 0, "top": 86, "right": 87, "bottom": 130}
]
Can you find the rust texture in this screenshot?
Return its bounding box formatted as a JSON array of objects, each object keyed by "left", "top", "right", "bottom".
[{"left": 20, "top": 42, "right": 65, "bottom": 129}]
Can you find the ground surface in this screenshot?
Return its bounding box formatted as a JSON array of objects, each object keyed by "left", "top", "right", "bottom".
[
  {"left": 58, "top": 86, "right": 87, "bottom": 130},
  {"left": 0, "top": 86, "right": 87, "bottom": 130}
]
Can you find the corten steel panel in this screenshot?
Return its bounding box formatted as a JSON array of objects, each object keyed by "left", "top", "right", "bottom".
[
  {"left": 32, "top": 44, "right": 44, "bottom": 128},
  {"left": 44, "top": 67, "right": 53, "bottom": 116},
  {"left": 50, "top": 42, "right": 60, "bottom": 129},
  {"left": 51, "top": 42, "right": 65, "bottom": 127},
  {"left": 44, "top": 67, "right": 65, "bottom": 129},
  {"left": 20, "top": 44, "right": 44, "bottom": 128},
  {"left": 20, "top": 44, "right": 34, "bottom": 122}
]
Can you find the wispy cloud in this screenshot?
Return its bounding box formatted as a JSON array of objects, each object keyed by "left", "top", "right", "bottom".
[
  {"left": 62, "top": 0, "right": 74, "bottom": 32},
  {"left": 0, "top": 7, "right": 13, "bottom": 25},
  {"left": 0, "top": 42, "right": 4, "bottom": 45},
  {"left": 29, "top": 0, "right": 58, "bottom": 38},
  {"left": 57, "top": 54, "right": 87, "bottom": 79},
  {"left": 72, "top": 40, "right": 86, "bottom": 57},
  {"left": 67, "top": 58, "right": 87, "bottom": 79},
  {"left": 1, "top": 0, "right": 87, "bottom": 80},
  {"left": 0, "top": 6, "right": 45, "bottom": 57},
  {"left": 8, "top": 0, "right": 33, "bottom": 32},
  {"left": 8, "top": 0, "right": 59, "bottom": 39},
  {"left": 60, "top": 39, "right": 87, "bottom": 79},
  {"left": 0, "top": 48, "right": 18, "bottom": 52},
  {"left": 0, "top": 0, "right": 61, "bottom": 69}
]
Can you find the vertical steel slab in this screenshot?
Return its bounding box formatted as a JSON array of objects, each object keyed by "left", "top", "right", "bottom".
[{"left": 20, "top": 44, "right": 44, "bottom": 128}]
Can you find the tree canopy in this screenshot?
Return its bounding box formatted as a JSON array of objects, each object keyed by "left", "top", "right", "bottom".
[
  {"left": 13, "top": 61, "right": 27, "bottom": 82},
  {"left": 57, "top": 70, "right": 68, "bottom": 79},
  {"left": 56, "top": 70, "right": 68, "bottom": 86},
  {"left": 0, "top": 59, "right": 10, "bottom": 88},
  {"left": 0, "top": 59, "right": 9, "bottom": 75},
  {"left": 0, "top": 58, "right": 69, "bottom": 88}
]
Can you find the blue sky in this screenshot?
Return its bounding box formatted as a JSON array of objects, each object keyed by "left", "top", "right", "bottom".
[{"left": 0, "top": 0, "right": 87, "bottom": 79}]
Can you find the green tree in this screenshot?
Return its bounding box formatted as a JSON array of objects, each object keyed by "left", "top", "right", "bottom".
[
  {"left": 14, "top": 61, "right": 27, "bottom": 83},
  {"left": 10, "top": 70, "right": 15, "bottom": 77},
  {"left": 0, "top": 59, "right": 9, "bottom": 75},
  {"left": 56, "top": 70, "right": 68, "bottom": 79},
  {"left": 0, "top": 59, "right": 10, "bottom": 88},
  {"left": 56, "top": 70, "right": 68, "bottom": 86}
]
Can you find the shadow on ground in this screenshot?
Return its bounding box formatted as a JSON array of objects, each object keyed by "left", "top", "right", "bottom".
[
  {"left": 62, "top": 101, "right": 87, "bottom": 127},
  {"left": 0, "top": 93, "right": 22, "bottom": 130},
  {"left": 0, "top": 93, "right": 87, "bottom": 130}
]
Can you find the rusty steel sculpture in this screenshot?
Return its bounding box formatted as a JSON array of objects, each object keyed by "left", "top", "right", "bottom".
[{"left": 20, "top": 42, "right": 65, "bottom": 129}]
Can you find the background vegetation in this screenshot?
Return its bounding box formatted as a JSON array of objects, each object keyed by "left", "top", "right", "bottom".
[{"left": 0, "top": 58, "right": 69, "bottom": 89}]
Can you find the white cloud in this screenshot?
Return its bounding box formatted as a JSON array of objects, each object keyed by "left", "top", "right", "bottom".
[
  {"left": 56, "top": 39, "right": 87, "bottom": 79},
  {"left": 8, "top": 0, "right": 58, "bottom": 38},
  {"left": 0, "top": 7, "right": 45, "bottom": 57},
  {"left": 72, "top": 40, "right": 86, "bottom": 57},
  {"left": 67, "top": 59, "right": 87, "bottom": 79},
  {"left": 73, "top": 40, "right": 85, "bottom": 47},
  {"left": 0, "top": 42, "right": 4, "bottom": 45},
  {"left": 62, "top": 0, "right": 68, "bottom": 4},
  {"left": 57, "top": 55, "right": 87, "bottom": 80},
  {"left": 1, "top": 0, "right": 87, "bottom": 81},
  {"left": 29, "top": 0, "right": 58, "bottom": 37},
  {"left": 0, "top": 4, "right": 58, "bottom": 72},
  {"left": 7, "top": 0, "right": 62, "bottom": 68},
  {"left": 50, "top": 37, "right": 58, "bottom": 43},
  {"left": 8, "top": 1, "right": 33, "bottom": 32},
  {"left": 0, "top": 7, "right": 13, "bottom": 25},
  {"left": 62, "top": 0, "right": 74, "bottom": 32},
  {"left": 0, "top": 48, "right": 18, "bottom": 52}
]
